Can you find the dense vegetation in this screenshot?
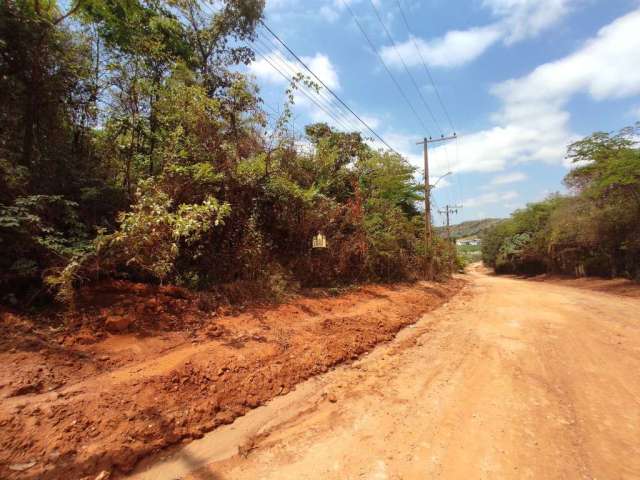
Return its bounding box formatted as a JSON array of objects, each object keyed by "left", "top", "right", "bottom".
[
  {"left": 457, "top": 243, "right": 481, "bottom": 265},
  {"left": 0, "top": 0, "right": 455, "bottom": 308},
  {"left": 436, "top": 218, "right": 502, "bottom": 240},
  {"left": 482, "top": 125, "right": 640, "bottom": 279}
]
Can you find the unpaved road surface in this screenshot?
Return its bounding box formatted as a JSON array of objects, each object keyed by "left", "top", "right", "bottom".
[{"left": 134, "top": 266, "right": 640, "bottom": 480}]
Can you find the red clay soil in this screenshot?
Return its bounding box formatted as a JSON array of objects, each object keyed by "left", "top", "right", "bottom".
[{"left": 0, "top": 278, "right": 463, "bottom": 479}]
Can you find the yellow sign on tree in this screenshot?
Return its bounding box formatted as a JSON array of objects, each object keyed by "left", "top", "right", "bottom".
[{"left": 312, "top": 232, "right": 327, "bottom": 249}]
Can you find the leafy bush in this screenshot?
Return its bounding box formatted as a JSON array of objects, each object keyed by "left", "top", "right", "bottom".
[
  {"left": 1, "top": 0, "right": 456, "bottom": 308},
  {"left": 483, "top": 124, "right": 640, "bottom": 279},
  {"left": 102, "top": 182, "right": 230, "bottom": 284},
  {"left": 0, "top": 195, "right": 91, "bottom": 303}
]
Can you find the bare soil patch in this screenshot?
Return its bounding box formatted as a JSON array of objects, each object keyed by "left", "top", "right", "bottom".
[{"left": 0, "top": 279, "right": 463, "bottom": 479}]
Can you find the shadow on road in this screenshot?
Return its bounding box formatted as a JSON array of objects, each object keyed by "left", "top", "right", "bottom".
[{"left": 178, "top": 448, "right": 225, "bottom": 480}]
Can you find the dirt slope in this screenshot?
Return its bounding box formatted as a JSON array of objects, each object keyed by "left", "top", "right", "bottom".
[
  {"left": 136, "top": 265, "right": 640, "bottom": 480},
  {"left": 0, "top": 280, "right": 462, "bottom": 479}
]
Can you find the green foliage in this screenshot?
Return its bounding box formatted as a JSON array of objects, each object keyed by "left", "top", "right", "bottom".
[
  {"left": 436, "top": 218, "right": 503, "bottom": 240},
  {"left": 105, "top": 181, "right": 230, "bottom": 283},
  {"left": 0, "top": 0, "right": 453, "bottom": 308},
  {"left": 457, "top": 243, "right": 482, "bottom": 266},
  {"left": 483, "top": 124, "right": 640, "bottom": 279},
  {"left": 0, "top": 195, "right": 91, "bottom": 303},
  {"left": 81, "top": 0, "right": 192, "bottom": 62}
]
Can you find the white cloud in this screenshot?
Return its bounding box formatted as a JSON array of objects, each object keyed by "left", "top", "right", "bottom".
[
  {"left": 490, "top": 171, "right": 527, "bottom": 185},
  {"left": 365, "top": 130, "right": 425, "bottom": 170},
  {"left": 360, "top": 114, "right": 382, "bottom": 129},
  {"left": 428, "top": 9, "right": 640, "bottom": 174},
  {"left": 464, "top": 190, "right": 519, "bottom": 208},
  {"left": 493, "top": 11, "right": 640, "bottom": 104},
  {"left": 249, "top": 50, "right": 340, "bottom": 90},
  {"left": 482, "top": 0, "right": 575, "bottom": 44},
  {"left": 320, "top": 5, "right": 340, "bottom": 22},
  {"left": 264, "top": 0, "right": 292, "bottom": 10},
  {"left": 365, "top": 130, "right": 458, "bottom": 182},
  {"left": 255, "top": 8, "right": 640, "bottom": 200},
  {"left": 307, "top": 54, "right": 341, "bottom": 90},
  {"left": 381, "top": 27, "right": 502, "bottom": 69},
  {"left": 434, "top": 176, "right": 452, "bottom": 189},
  {"left": 381, "top": 0, "right": 578, "bottom": 69},
  {"left": 249, "top": 49, "right": 355, "bottom": 131},
  {"left": 317, "top": 0, "right": 366, "bottom": 23}
]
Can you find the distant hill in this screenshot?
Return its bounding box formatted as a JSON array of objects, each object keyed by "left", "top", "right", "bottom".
[{"left": 436, "top": 218, "right": 503, "bottom": 239}]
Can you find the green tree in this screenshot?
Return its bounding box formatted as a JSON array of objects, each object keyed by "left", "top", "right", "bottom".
[{"left": 483, "top": 124, "right": 640, "bottom": 279}]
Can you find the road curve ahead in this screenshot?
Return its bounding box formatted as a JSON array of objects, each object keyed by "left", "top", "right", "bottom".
[{"left": 135, "top": 267, "right": 640, "bottom": 480}]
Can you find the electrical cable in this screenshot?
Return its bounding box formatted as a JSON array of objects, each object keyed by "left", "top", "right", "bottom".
[
  {"left": 253, "top": 42, "right": 352, "bottom": 133},
  {"left": 395, "top": 0, "right": 456, "bottom": 134},
  {"left": 394, "top": 0, "right": 463, "bottom": 210},
  {"left": 255, "top": 32, "right": 362, "bottom": 133},
  {"left": 260, "top": 20, "right": 401, "bottom": 154},
  {"left": 251, "top": 43, "right": 356, "bottom": 134},
  {"left": 366, "top": 0, "right": 441, "bottom": 135},
  {"left": 340, "top": 1, "right": 431, "bottom": 136}
]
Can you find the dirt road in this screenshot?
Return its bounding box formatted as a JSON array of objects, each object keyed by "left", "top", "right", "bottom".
[{"left": 133, "top": 266, "right": 640, "bottom": 480}]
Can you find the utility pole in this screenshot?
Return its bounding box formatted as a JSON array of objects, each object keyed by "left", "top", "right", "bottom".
[
  {"left": 416, "top": 134, "right": 457, "bottom": 280},
  {"left": 439, "top": 205, "right": 463, "bottom": 241}
]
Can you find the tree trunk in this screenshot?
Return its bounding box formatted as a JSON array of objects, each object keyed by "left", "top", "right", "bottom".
[{"left": 21, "top": 94, "right": 36, "bottom": 167}]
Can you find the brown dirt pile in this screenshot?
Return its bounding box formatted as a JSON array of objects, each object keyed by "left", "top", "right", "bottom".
[{"left": 0, "top": 279, "right": 463, "bottom": 479}]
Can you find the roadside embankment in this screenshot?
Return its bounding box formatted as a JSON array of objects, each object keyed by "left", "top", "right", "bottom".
[{"left": 0, "top": 278, "right": 464, "bottom": 479}]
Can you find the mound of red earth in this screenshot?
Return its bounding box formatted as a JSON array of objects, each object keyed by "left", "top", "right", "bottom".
[{"left": 0, "top": 278, "right": 464, "bottom": 479}]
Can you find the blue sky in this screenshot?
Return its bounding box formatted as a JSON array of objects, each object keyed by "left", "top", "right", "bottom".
[{"left": 245, "top": 0, "right": 640, "bottom": 225}]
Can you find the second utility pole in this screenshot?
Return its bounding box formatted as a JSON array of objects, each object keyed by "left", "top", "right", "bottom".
[
  {"left": 439, "top": 204, "right": 463, "bottom": 241},
  {"left": 417, "top": 134, "right": 457, "bottom": 280}
]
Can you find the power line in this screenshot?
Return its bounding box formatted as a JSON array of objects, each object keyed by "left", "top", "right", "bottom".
[
  {"left": 392, "top": 0, "right": 463, "bottom": 207},
  {"left": 253, "top": 39, "right": 356, "bottom": 133},
  {"left": 338, "top": 2, "right": 431, "bottom": 136},
  {"left": 259, "top": 20, "right": 401, "bottom": 154},
  {"left": 198, "top": 3, "right": 357, "bottom": 136},
  {"left": 255, "top": 32, "right": 362, "bottom": 133},
  {"left": 366, "top": 0, "right": 441, "bottom": 135},
  {"left": 251, "top": 42, "right": 357, "bottom": 134},
  {"left": 395, "top": 0, "right": 456, "bottom": 134},
  {"left": 438, "top": 204, "right": 462, "bottom": 240}
]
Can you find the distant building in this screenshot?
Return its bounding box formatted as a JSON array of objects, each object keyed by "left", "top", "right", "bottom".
[{"left": 456, "top": 237, "right": 481, "bottom": 247}]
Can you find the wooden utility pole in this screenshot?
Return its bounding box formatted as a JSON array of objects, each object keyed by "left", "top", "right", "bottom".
[
  {"left": 438, "top": 205, "right": 463, "bottom": 241},
  {"left": 416, "top": 134, "right": 457, "bottom": 279}
]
